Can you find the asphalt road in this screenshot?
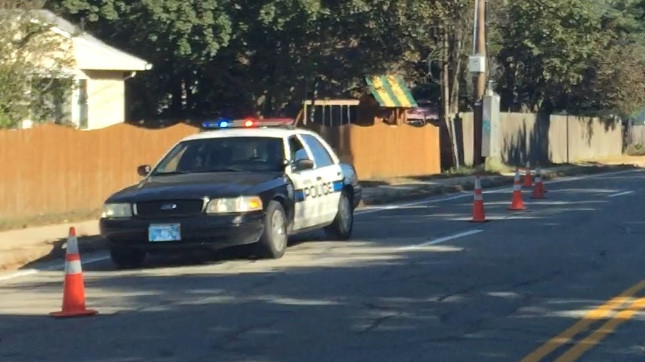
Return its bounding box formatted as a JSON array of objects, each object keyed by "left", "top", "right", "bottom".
[{"left": 1, "top": 169, "right": 645, "bottom": 362}]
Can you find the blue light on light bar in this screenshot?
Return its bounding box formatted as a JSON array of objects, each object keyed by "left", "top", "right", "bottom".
[{"left": 202, "top": 118, "right": 232, "bottom": 129}]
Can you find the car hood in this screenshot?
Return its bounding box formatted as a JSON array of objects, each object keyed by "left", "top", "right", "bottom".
[{"left": 106, "top": 172, "right": 283, "bottom": 202}]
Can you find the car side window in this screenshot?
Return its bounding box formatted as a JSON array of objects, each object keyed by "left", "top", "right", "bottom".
[
  {"left": 288, "top": 136, "right": 306, "bottom": 161},
  {"left": 300, "top": 134, "right": 334, "bottom": 168}
]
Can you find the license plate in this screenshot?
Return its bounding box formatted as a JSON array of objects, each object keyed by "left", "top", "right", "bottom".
[{"left": 148, "top": 224, "right": 181, "bottom": 242}]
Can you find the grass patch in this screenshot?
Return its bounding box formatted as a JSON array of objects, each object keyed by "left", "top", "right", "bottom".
[{"left": 0, "top": 209, "right": 102, "bottom": 232}]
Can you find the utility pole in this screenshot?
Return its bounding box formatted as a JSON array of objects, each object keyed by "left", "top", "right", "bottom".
[{"left": 472, "top": 0, "right": 487, "bottom": 166}]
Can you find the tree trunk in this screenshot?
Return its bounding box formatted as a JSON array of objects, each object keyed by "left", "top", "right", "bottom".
[
  {"left": 449, "top": 29, "right": 464, "bottom": 114},
  {"left": 441, "top": 29, "right": 460, "bottom": 169}
]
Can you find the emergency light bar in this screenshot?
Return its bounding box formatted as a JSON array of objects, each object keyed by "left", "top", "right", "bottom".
[{"left": 201, "top": 117, "right": 295, "bottom": 130}]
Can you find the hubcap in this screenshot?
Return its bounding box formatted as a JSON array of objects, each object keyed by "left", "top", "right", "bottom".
[{"left": 271, "top": 210, "right": 287, "bottom": 251}]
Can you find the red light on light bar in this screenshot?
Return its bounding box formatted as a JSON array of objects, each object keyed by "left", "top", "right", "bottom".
[{"left": 244, "top": 119, "right": 256, "bottom": 127}]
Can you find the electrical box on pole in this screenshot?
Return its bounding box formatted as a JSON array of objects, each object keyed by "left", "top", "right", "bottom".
[
  {"left": 482, "top": 88, "right": 500, "bottom": 159},
  {"left": 468, "top": 55, "right": 486, "bottom": 74}
]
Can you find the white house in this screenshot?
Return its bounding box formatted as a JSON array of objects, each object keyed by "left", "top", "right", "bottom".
[{"left": 22, "top": 10, "right": 152, "bottom": 130}]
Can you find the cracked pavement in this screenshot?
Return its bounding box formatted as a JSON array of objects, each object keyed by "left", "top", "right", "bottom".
[{"left": 1, "top": 170, "right": 645, "bottom": 361}]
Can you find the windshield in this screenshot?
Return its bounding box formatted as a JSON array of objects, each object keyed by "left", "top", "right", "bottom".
[{"left": 152, "top": 137, "right": 286, "bottom": 175}]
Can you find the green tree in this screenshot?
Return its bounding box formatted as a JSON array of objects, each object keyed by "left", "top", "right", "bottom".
[
  {"left": 493, "top": 0, "right": 645, "bottom": 116},
  {"left": 0, "top": 9, "right": 74, "bottom": 128},
  {"left": 495, "top": 0, "right": 606, "bottom": 113},
  {"left": 576, "top": 0, "right": 645, "bottom": 116},
  {"left": 48, "top": 0, "right": 449, "bottom": 119}
]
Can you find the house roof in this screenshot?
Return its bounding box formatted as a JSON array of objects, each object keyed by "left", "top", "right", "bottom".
[
  {"left": 29, "top": 10, "right": 152, "bottom": 72},
  {"left": 365, "top": 75, "right": 418, "bottom": 108}
]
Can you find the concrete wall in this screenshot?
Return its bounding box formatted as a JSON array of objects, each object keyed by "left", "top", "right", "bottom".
[
  {"left": 455, "top": 112, "right": 623, "bottom": 166},
  {"left": 83, "top": 70, "right": 126, "bottom": 130}
]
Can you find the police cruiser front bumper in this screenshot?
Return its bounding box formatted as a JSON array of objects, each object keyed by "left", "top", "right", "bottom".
[{"left": 100, "top": 212, "right": 265, "bottom": 251}]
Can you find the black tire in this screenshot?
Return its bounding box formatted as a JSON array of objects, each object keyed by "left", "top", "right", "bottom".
[
  {"left": 255, "top": 200, "right": 288, "bottom": 259},
  {"left": 110, "top": 247, "right": 146, "bottom": 269},
  {"left": 324, "top": 190, "right": 353, "bottom": 240}
]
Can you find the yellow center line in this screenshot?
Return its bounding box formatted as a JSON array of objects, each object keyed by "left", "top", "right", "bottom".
[
  {"left": 520, "top": 279, "right": 645, "bottom": 362},
  {"left": 555, "top": 297, "right": 645, "bottom": 362}
]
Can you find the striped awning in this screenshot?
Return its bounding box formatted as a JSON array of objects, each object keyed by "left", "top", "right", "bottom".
[{"left": 365, "top": 75, "right": 418, "bottom": 108}]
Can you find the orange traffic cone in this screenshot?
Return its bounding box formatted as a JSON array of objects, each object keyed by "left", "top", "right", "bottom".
[
  {"left": 509, "top": 169, "right": 527, "bottom": 211},
  {"left": 531, "top": 167, "right": 546, "bottom": 199},
  {"left": 523, "top": 161, "right": 533, "bottom": 188},
  {"left": 50, "top": 227, "right": 98, "bottom": 318},
  {"left": 470, "top": 175, "right": 487, "bottom": 222}
]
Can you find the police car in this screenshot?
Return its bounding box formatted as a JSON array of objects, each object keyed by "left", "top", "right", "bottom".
[{"left": 99, "top": 117, "right": 362, "bottom": 268}]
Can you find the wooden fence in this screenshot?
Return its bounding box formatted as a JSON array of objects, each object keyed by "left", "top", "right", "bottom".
[
  {"left": 0, "top": 121, "right": 441, "bottom": 220},
  {"left": 307, "top": 122, "right": 441, "bottom": 179},
  {"left": 0, "top": 123, "right": 199, "bottom": 219}
]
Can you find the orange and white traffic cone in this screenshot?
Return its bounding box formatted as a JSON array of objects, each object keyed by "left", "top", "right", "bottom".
[
  {"left": 470, "top": 175, "right": 487, "bottom": 223},
  {"left": 509, "top": 169, "right": 527, "bottom": 211},
  {"left": 523, "top": 161, "right": 533, "bottom": 188},
  {"left": 50, "top": 227, "right": 98, "bottom": 318},
  {"left": 531, "top": 167, "right": 546, "bottom": 199}
]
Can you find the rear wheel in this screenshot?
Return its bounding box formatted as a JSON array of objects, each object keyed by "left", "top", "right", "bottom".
[
  {"left": 110, "top": 247, "right": 146, "bottom": 269},
  {"left": 324, "top": 190, "right": 353, "bottom": 240},
  {"left": 255, "top": 200, "right": 288, "bottom": 259}
]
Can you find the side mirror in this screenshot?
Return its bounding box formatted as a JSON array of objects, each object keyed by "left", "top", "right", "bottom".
[
  {"left": 137, "top": 165, "right": 151, "bottom": 177},
  {"left": 293, "top": 148, "right": 314, "bottom": 170},
  {"left": 294, "top": 158, "right": 314, "bottom": 170}
]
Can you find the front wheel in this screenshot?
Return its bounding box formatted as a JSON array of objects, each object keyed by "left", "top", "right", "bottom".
[
  {"left": 110, "top": 247, "right": 146, "bottom": 269},
  {"left": 255, "top": 200, "right": 288, "bottom": 259},
  {"left": 324, "top": 190, "right": 353, "bottom": 240}
]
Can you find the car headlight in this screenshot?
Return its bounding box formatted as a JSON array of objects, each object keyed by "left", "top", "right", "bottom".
[
  {"left": 206, "top": 196, "right": 263, "bottom": 214},
  {"left": 101, "top": 203, "right": 133, "bottom": 218}
]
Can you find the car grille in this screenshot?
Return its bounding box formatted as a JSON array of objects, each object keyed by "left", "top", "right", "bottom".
[{"left": 135, "top": 200, "right": 205, "bottom": 218}]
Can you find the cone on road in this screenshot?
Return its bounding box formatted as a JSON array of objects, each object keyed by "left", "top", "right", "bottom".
[
  {"left": 470, "top": 175, "right": 488, "bottom": 223},
  {"left": 523, "top": 161, "right": 533, "bottom": 188},
  {"left": 50, "top": 227, "right": 98, "bottom": 318},
  {"left": 509, "top": 169, "right": 527, "bottom": 211},
  {"left": 531, "top": 167, "right": 546, "bottom": 199}
]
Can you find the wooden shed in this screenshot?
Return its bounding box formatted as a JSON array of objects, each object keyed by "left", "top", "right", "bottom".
[
  {"left": 298, "top": 74, "right": 419, "bottom": 127},
  {"left": 357, "top": 74, "right": 418, "bottom": 126}
]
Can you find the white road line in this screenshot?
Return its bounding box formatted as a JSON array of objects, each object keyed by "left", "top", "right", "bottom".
[
  {"left": 0, "top": 254, "right": 110, "bottom": 283},
  {"left": 608, "top": 190, "right": 635, "bottom": 198},
  {"left": 357, "top": 168, "right": 644, "bottom": 217},
  {"left": 356, "top": 193, "right": 470, "bottom": 215},
  {"left": 544, "top": 169, "right": 642, "bottom": 185},
  {"left": 399, "top": 229, "right": 484, "bottom": 251}
]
